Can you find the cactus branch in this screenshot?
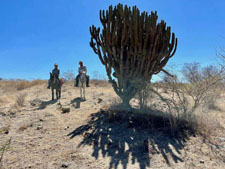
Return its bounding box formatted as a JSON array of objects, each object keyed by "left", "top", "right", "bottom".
[{"left": 90, "top": 4, "right": 178, "bottom": 107}]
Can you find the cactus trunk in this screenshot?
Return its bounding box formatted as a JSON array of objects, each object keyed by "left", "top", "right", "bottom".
[{"left": 90, "top": 4, "right": 177, "bottom": 107}]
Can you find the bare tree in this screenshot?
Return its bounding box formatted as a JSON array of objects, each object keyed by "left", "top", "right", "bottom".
[
  {"left": 217, "top": 48, "right": 225, "bottom": 82},
  {"left": 62, "top": 69, "right": 75, "bottom": 81},
  {"left": 218, "top": 48, "right": 225, "bottom": 62}
]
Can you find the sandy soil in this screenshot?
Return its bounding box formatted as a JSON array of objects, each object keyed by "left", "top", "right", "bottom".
[{"left": 0, "top": 82, "right": 224, "bottom": 169}]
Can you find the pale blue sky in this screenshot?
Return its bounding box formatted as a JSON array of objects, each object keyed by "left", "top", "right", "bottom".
[{"left": 0, "top": 0, "right": 225, "bottom": 80}]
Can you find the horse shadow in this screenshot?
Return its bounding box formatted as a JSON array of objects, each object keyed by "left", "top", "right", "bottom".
[
  {"left": 70, "top": 97, "right": 86, "bottom": 104},
  {"left": 70, "top": 97, "right": 86, "bottom": 109},
  {"left": 68, "top": 109, "right": 192, "bottom": 169},
  {"left": 37, "top": 99, "right": 58, "bottom": 110}
]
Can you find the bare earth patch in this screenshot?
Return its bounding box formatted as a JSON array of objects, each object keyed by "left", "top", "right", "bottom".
[{"left": 0, "top": 82, "right": 224, "bottom": 169}]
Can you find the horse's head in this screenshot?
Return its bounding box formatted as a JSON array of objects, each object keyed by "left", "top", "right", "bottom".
[
  {"left": 50, "top": 73, "right": 58, "bottom": 83},
  {"left": 49, "top": 72, "right": 52, "bottom": 79},
  {"left": 80, "top": 71, "right": 86, "bottom": 83},
  {"left": 50, "top": 72, "right": 53, "bottom": 79}
]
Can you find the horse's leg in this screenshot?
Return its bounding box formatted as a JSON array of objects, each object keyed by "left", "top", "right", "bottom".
[
  {"left": 52, "top": 89, "right": 54, "bottom": 100},
  {"left": 80, "top": 84, "right": 82, "bottom": 98},
  {"left": 58, "top": 88, "right": 60, "bottom": 99},
  {"left": 56, "top": 89, "right": 58, "bottom": 99},
  {"left": 84, "top": 85, "right": 86, "bottom": 100},
  {"left": 59, "top": 88, "right": 61, "bottom": 99},
  {"left": 82, "top": 83, "right": 84, "bottom": 100}
]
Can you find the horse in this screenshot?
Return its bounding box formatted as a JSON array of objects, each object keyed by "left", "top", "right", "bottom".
[
  {"left": 79, "top": 71, "right": 86, "bottom": 100},
  {"left": 49, "top": 72, "right": 61, "bottom": 100}
]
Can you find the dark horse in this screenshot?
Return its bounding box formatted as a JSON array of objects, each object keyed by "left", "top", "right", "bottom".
[{"left": 49, "top": 72, "right": 61, "bottom": 100}]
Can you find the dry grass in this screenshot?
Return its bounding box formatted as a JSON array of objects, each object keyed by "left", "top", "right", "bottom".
[
  {"left": 0, "top": 79, "right": 46, "bottom": 91},
  {"left": 195, "top": 113, "right": 222, "bottom": 139},
  {"left": 90, "top": 79, "right": 110, "bottom": 87},
  {"left": 16, "top": 93, "right": 27, "bottom": 107}
]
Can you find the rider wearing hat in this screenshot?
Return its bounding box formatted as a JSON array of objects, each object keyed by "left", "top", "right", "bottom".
[
  {"left": 47, "top": 64, "right": 60, "bottom": 89},
  {"left": 75, "top": 61, "right": 90, "bottom": 87}
]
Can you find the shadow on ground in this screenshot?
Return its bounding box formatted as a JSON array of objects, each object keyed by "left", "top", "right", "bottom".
[
  {"left": 68, "top": 109, "right": 193, "bottom": 169},
  {"left": 37, "top": 99, "right": 58, "bottom": 110},
  {"left": 70, "top": 97, "right": 86, "bottom": 104}
]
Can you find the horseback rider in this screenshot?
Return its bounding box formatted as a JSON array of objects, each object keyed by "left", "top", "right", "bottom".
[
  {"left": 75, "top": 61, "right": 90, "bottom": 87},
  {"left": 47, "top": 64, "right": 60, "bottom": 89}
]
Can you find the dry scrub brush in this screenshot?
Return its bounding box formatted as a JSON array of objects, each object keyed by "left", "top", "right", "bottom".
[
  {"left": 16, "top": 80, "right": 46, "bottom": 90},
  {"left": 16, "top": 93, "right": 27, "bottom": 107},
  {"left": 139, "top": 63, "right": 224, "bottom": 137},
  {"left": 0, "top": 79, "right": 46, "bottom": 91}
]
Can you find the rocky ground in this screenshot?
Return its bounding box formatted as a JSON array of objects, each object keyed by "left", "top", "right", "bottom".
[{"left": 0, "top": 82, "right": 224, "bottom": 169}]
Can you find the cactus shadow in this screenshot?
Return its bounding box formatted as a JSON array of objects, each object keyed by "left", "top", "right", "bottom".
[{"left": 68, "top": 109, "right": 192, "bottom": 169}]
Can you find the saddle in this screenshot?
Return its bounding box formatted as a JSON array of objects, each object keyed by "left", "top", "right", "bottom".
[{"left": 79, "top": 72, "right": 87, "bottom": 82}]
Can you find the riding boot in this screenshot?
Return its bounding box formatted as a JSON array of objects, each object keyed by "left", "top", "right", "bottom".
[
  {"left": 75, "top": 75, "right": 79, "bottom": 87},
  {"left": 86, "top": 75, "right": 90, "bottom": 87},
  {"left": 47, "top": 80, "right": 50, "bottom": 89}
]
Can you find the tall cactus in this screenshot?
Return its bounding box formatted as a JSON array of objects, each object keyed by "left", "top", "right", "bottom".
[{"left": 90, "top": 4, "right": 177, "bottom": 107}]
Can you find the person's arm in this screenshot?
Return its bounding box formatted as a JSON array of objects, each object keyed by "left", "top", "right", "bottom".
[
  {"left": 84, "top": 66, "right": 87, "bottom": 73},
  {"left": 78, "top": 67, "right": 81, "bottom": 74}
]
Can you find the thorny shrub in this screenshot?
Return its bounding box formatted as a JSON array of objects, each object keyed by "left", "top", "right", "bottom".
[{"left": 138, "top": 63, "right": 224, "bottom": 138}]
